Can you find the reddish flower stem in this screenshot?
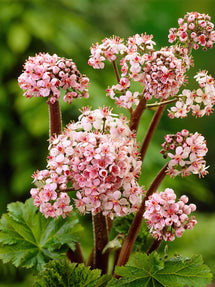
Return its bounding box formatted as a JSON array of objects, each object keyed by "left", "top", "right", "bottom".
[
  {"left": 67, "top": 242, "right": 85, "bottom": 264},
  {"left": 87, "top": 217, "right": 112, "bottom": 268},
  {"left": 48, "top": 100, "right": 62, "bottom": 137},
  {"left": 129, "top": 97, "right": 147, "bottom": 132},
  {"left": 140, "top": 105, "right": 165, "bottom": 162},
  {"left": 48, "top": 99, "right": 82, "bottom": 265},
  {"left": 112, "top": 61, "right": 120, "bottom": 83},
  {"left": 92, "top": 212, "right": 109, "bottom": 274},
  {"left": 146, "top": 238, "right": 162, "bottom": 255},
  {"left": 114, "top": 163, "right": 168, "bottom": 274}
]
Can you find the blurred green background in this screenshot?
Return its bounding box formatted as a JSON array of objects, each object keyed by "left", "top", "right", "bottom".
[{"left": 0, "top": 0, "right": 215, "bottom": 285}]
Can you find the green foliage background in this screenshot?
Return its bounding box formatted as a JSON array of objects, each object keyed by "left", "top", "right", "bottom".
[{"left": 0, "top": 0, "right": 214, "bottom": 285}]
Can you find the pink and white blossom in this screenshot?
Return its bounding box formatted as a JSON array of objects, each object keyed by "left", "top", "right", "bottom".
[
  {"left": 168, "top": 12, "right": 215, "bottom": 50},
  {"left": 18, "top": 52, "right": 89, "bottom": 104},
  {"left": 30, "top": 107, "right": 144, "bottom": 219},
  {"left": 168, "top": 70, "right": 215, "bottom": 119},
  {"left": 161, "top": 130, "right": 208, "bottom": 177},
  {"left": 143, "top": 188, "right": 197, "bottom": 241}
]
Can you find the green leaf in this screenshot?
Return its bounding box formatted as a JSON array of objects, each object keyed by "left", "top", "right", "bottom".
[
  {"left": 109, "top": 252, "right": 212, "bottom": 287},
  {"left": 0, "top": 199, "right": 83, "bottom": 271},
  {"left": 34, "top": 259, "right": 112, "bottom": 287}
]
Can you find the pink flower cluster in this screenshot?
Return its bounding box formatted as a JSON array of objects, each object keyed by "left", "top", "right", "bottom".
[
  {"left": 30, "top": 107, "right": 144, "bottom": 219},
  {"left": 143, "top": 188, "right": 197, "bottom": 241},
  {"left": 89, "top": 34, "right": 187, "bottom": 110},
  {"left": 18, "top": 52, "right": 89, "bottom": 104},
  {"left": 88, "top": 36, "right": 127, "bottom": 69},
  {"left": 168, "top": 12, "right": 215, "bottom": 50},
  {"left": 88, "top": 34, "right": 155, "bottom": 71},
  {"left": 106, "top": 47, "right": 186, "bottom": 109},
  {"left": 30, "top": 181, "right": 73, "bottom": 218},
  {"left": 168, "top": 70, "right": 215, "bottom": 118},
  {"left": 123, "top": 48, "right": 186, "bottom": 100},
  {"left": 161, "top": 129, "right": 208, "bottom": 177}
]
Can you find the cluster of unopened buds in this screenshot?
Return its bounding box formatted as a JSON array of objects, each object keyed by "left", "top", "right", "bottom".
[
  {"left": 143, "top": 188, "right": 197, "bottom": 241},
  {"left": 168, "top": 12, "right": 215, "bottom": 50},
  {"left": 30, "top": 107, "right": 144, "bottom": 219},
  {"left": 161, "top": 129, "right": 208, "bottom": 177},
  {"left": 168, "top": 70, "right": 215, "bottom": 118},
  {"left": 18, "top": 52, "right": 89, "bottom": 104}
]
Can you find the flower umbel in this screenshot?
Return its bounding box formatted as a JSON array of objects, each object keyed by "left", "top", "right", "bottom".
[
  {"left": 18, "top": 52, "right": 89, "bottom": 104},
  {"left": 168, "top": 70, "right": 215, "bottom": 118},
  {"left": 144, "top": 188, "right": 197, "bottom": 241},
  {"left": 168, "top": 12, "right": 215, "bottom": 51},
  {"left": 161, "top": 129, "right": 208, "bottom": 177},
  {"left": 30, "top": 107, "right": 144, "bottom": 219}
]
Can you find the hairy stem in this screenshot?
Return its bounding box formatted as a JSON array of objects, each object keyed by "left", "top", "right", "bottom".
[
  {"left": 92, "top": 212, "right": 109, "bottom": 274},
  {"left": 67, "top": 242, "right": 85, "bottom": 264},
  {"left": 112, "top": 61, "right": 120, "bottom": 83},
  {"left": 48, "top": 100, "right": 62, "bottom": 137},
  {"left": 140, "top": 105, "right": 165, "bottom": 162},
  {"left": 87, "top": 217, "right": 112, "bottom": 268},
  {"left": 146, "top": 238, "right": 162, "bottom": 255},
  {"left": 48, "top": 100, "right": 84, "bottom": 265},
  {"left": 114, "top": 163, "right": 168, "bottom": 273},
  {"left": 129, "top": 97, "right": 147, "bottom": 132}
]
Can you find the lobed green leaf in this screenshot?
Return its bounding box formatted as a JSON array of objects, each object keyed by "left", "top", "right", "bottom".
[
  {"left": 0, "top": 198, "right": 83, "bottom": 271},
  {"left": 109, "top": 252, "right": 212, "bottom": 287}
]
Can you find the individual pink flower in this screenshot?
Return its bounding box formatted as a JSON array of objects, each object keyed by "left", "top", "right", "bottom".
[
  {"left": 18, "top": 52, "right": 89, "bottom": 104},
  {"left": 161, "top": 129, "right": 208, "bottom": 177},
  {"left": 143, "top": 188, "right": 197, "bottom": 241}
]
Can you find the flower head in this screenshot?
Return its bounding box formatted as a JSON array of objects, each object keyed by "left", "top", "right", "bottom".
[
  {"left": 144, "top": 188, "right": 197, "bottom": 241},
  {"left": 106, "top": 46, "right": 186, "bottom": 109},
  {"left": 88, "top": 36, "right": 127, "bottom": 69},
  {"left": 168, "top": 70, "right": 215, "bottom": 119},
  {"left": 18, "top": 52, "right": 89, "bottom": 104},
  {"left": 31, "top": 107, "right": 144, "bottom": 218},
  {"left": 168, "top": 12, "right": 215, "bottom": 50},
  {"left": 161, "top": 130, "right": 208, "bottom": 177}
]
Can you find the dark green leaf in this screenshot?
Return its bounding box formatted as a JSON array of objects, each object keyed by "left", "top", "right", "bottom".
[
  {"left": 108, "top": 252, "right": 212, "bottom": 287},
  {"left": 0, "top": 199, "right": 83, "bottom": 271},
  {"left": 34, "top": 259, "right": 111, "bottom": 287}
]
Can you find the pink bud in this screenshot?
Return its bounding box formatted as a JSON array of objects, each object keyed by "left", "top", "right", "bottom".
[
  {"left": 181, "top": 129, "right": 189, "bottom": 137},
  {"left": 189, "top": 203, "right": 196, "bottom": 212},
  {"left": 180, "top": 195, "right": 188, "bottom": 203}
]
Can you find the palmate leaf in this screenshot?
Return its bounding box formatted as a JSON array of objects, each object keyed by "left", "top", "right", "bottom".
[
  {"left": 0, "top": 198, "right": 83, "bottom": 271},
  {"left": 109, "top": 252, "right": 212, "bottom": 287},
  {"left": 34, "top": 259, "right": 112, "bottom": 287}
]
